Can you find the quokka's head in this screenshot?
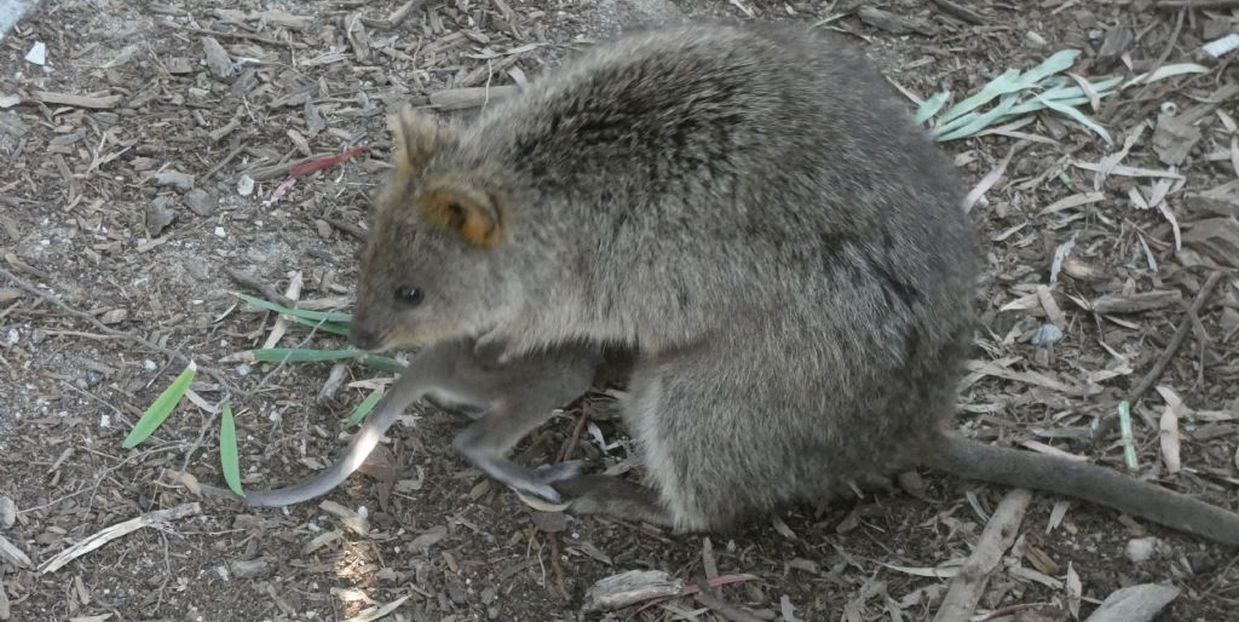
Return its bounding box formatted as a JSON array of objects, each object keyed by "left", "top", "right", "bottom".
[{"left": 349, "top": 105, "right": 520, "bottom": 353}]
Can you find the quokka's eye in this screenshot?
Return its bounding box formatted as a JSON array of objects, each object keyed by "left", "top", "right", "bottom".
[{"left": 393, "top": 285, "right": 424, "bottom": 308}]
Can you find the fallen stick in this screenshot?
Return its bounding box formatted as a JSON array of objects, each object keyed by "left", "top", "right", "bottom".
[
  {"left": 428, "top": 85, "right": 518, "bottom": 111},
  {"left": 323, "top": 216, "right": 367, "bottom": 241},
  {"left": 583, "top": 569, "right": 682, "bottom": 612},
  {"left": 932, "top": 489, "right": 1033, "bottom": 622},
  {"left": 31, "top": 90, "right": 122, "bottom": 109},
  {"left": 1155, "top": 0, "right": 1239, "bottom": 9},
  {"left": 932, "top": 0, "right": 988, "bottom": 24},
  {"left": 547, "top": 534, "right": 571, "bottom": 601},
  {"left": 39, "top": 503, "right": 201, "bottom": 574},
  {"left": 1090, "top": 271, "right": 1225, "bottom": 444},
  {"left": 166, "top": 23, "right": 296, "bottom": 47},
  {"left": 386, "top": 0, "right": 428, "bottom": 27},
  {"left": 224, "top": 266, "right": 296, "bottom": 308},
  {"left": 1127, "top": 271, "right": 1224, "bottom": 404}
]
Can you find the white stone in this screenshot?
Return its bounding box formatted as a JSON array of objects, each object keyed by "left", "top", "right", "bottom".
[{"left": 24, "top": 40, "right": 45, "bottom": 65}]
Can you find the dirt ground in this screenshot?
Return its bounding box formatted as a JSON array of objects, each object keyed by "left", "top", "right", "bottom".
[{"left": 1, "top": 0, "right": 1238, "bottom": 620}]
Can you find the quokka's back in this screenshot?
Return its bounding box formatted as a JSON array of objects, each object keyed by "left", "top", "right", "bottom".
[{"left": 388, "top": 22, "right": 979, "bottom": 366}]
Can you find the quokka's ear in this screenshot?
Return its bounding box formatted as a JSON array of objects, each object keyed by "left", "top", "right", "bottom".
[
  {"left": 387, "top": 105, "right": 448, "bottom": 173},
  {"left": 418, "top": 183, "right": 506, "bottom": 250}
]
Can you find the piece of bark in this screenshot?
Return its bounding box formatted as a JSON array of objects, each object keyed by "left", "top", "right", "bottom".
[
  {"left": 1096, "top": 26, "right": 1133, "bottom": 71},
  {"left": 202, "top": 36, "right": 233, "bottom": 79},
  {"left": 1184, "top": 218, "right": 1239, "bottom": 268},
  {"left": 1185, "top": 194, "right": 1239, "bottom": 218},
  {"left": 428, "top": 86, "right": 518, "bottom": 111},
  {"left": 1152, "top": 112, "right": 1201, "bottom": 166},
  {"left": 857, "top": 6, "right": 937, "bottom": 36},
  {"left": 932, "top": 489, "right": 1033, "bottom": 622},
  {"left": 1155, "top": 0, "right": 1239, "bottom": 9},
  {"left": 582, "top": 569, "right": 683, "bottom": 612},
  {"left": 145, "top": 197, "right": 178, "bottom": 236},
  {"left": 32, "top": 91, "right": 121, "bottom": 109},
  {"left": 1176, "top": 84, "right": 1239, "bottom": 125},
  {"left": 1091, "top": 290, "right": 1183, "bottom": 314},
  {"left": 931, "top": 0, "right": 987, "bottom": 24}
]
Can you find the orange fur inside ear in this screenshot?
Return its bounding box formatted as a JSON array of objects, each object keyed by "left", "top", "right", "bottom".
[
  {"left": 418, "top": 188, "right": 505, "bottom": 250},
  {"left": 388, "top": 106, "right": 439, "bottom": 174}
]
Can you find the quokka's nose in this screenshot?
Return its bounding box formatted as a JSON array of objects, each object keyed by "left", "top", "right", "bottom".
[{"left": 349, "top": 326, "right": 381, "bottom": 351}]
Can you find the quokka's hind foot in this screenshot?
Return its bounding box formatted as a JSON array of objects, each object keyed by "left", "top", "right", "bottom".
[{"left": 553, "top": 474, "right": 682, "bottom": 529}]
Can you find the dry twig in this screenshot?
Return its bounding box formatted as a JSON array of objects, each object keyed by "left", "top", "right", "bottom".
[
  {"left": 223, "top": 266, "right": 296, "bottom": 308},
  {"left": 932, "top": 0, "right": 988, "bottom": 24},
  {"left": 932, "top": 489, "right": 1033, "bottom": 622},
  {"left": 1126, "top": 271, "right": 1225, "bottom": 405},
  {"left": 39, "top": 503, "right": 201, "bottom": 574},
  {"left": 323, "top": 216, "right": 367, "bottom": 241},
  {"left": 1090, "top": 271, "right": 1226, "bottom": 444},
  {"left": 165, "top": 22, "right": 295, "bottom": 47},
  {"left": 547, "top": 534, "right": 571, "bottom": 601},
  {"left": 31, "top": 91, "right": 121, "bottom": 109},
  {"left": 1155, "top": 0, "right": 1239, "bottom": 8}
]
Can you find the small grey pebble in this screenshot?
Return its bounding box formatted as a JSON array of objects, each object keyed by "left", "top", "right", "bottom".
[
  {"left": 315, "top": 219, "right": 333, "bottom": 240},
  {"left": 1031, "top": 323, "right": 1063, "bottom": 347},
  {"left": 185, "top": 188, "right": 216, "bottom": 216},
  {"left": 145, "top": 196, "right": 178, "bottom": 236},
  {"left": 446, "top": 579, "right": 470, "bottom": 604},
  {"left": 100, "top": 308, "right": 129, "bottom": 325},
  {"left": 154, "top": 169, "right": 195, "bottom": 191},
  {"left": 237, "top": 174, "right": 255, "bottom": 197},
  {"left": 1126, "top": 536, "right": 1162, "bottom": 563},
  {"left": 0, "top": 495, "right": 16, "bottom": 529}
]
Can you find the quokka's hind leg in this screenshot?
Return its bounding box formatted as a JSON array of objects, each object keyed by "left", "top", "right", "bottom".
[
  {"left": 453, "top": 402, "right": 583, "bottom": 503},
  {"left": 448, "top": 345, "right": 601, "bottom": 503},
  {"left": 554, "top": 474, "right": 677, "bottom": 528}
]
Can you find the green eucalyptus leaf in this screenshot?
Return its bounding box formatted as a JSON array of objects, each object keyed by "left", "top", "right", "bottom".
[
  {"left": 219, "top": 403, "right": 244, "bottom": 497},
  {"left": 122, "top": 362, "right": 196, "bottom": 449}
]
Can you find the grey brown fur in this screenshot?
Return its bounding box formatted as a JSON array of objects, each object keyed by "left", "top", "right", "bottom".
[
  {"left": 343, "top": 22, "right": 1239, "bottom": 545},
  {"left": 243, "top": 338, "right": 603, "bottom": 507}
]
